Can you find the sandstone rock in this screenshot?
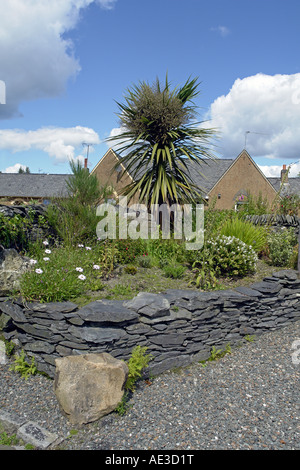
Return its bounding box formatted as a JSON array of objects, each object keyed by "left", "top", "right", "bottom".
[
  {"left": 53, "top": 353, "right": 128, "bottom": 425},
  {"left": 0, "top": 246, "right": 30, "bottom": 294}
]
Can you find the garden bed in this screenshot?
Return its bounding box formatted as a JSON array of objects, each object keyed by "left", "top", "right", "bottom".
[{"left": 72, "top": 258, "right": 284, "bottom": 307}]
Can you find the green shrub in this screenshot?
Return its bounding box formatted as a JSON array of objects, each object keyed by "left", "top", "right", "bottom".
[
  {"left": 237, "top": 192, "right": 270, "bottom": 215},
  {"left": 136, "top": 254, "right": 153, "bottom": 268},
  {"left": 46, "top": 198, "right": 100, "bottom": 247},
  {"left": 192, "top": 235, "right": 257, "bottom": 280},
  {"left": 114, "top": 238, "right": 147, "bottom": 264},
  {"left": 267, "top": 228, "right": 298, "bottom": 266},
  {"left": 278, "top": 194, "right": 300, "bottom": 216},
  {"left": 162, "top": 261, "right": 186, "bottom": 279},
  {"left": 45, "top": 160, "right": 107, "bottom": 247},
  {"left": 0, "top": 212, "right": 44, "bottom": 251},
  {"left": 124, "top": 264, "right": 138, "bottom": 275},
  {"left": 220, "top": 218, "right": 268, "bottom": 253},
  {"left": 203, "top": 208, "right": 236, "bottom": 239},
  {"left": 145, "top": 237, "right": 186, "bottom": 263},
  {"left": 115, "top": 345, "right": 153, "bottom": 416}
]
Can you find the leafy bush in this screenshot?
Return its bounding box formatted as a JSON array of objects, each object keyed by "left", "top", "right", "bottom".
[
  {"left": 116, "top": 345, "right": 153, "bottom": 415},
  {"left": 267, "top": 228, "right": 298, "bottom": 266},
  {"left": 162, "top": 260, "right": 186, "bottom": 279},
  {"left": 46, "top": 198, "right": 100, "bottom": 247},
  {"left": 136, "top": 253, "right": 153, "bottom": 268},
  {"left": 203, "top": 208, "right": 236, "bottom": 239},
  {"left": 0, "top": 213, "right": 27, "bottom": 249},
  {"left": 220, "top": 218, "right": 268, "bottom": 254},
  {"left": 192, "top": 235, "right": 258, "bottom": 280},
  {"left": 288, "top": 243, "right": 299, "bottom": 269},
  {"left": 46, "top": 160, "right": 107, "bottom": 247},
  {"left": 278, "top": 194, "right": 300, "bottom": 216},
  {"left": 237, "top": 192, "right": 270, "bottom": 215},
  {"left": 145, "top": 237, "right": 186, "bottom": 263},
  {"left": 124, "top": 264, "right": 138, "bottom": 275},
  {"left": 114, "top": 237, "right": 147, "bottom": 264}
]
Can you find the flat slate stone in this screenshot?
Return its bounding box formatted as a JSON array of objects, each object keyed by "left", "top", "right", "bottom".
[
  {"left": 27, "top": 301, "right": 78, "bottom": 314},
  {"left": 272, "top": 270, "right": 299, "bottom": 280},
  {"left": 124, "top": 292, "right": 170, "bottom": 319},
  {"left": 234, "top": 286, "right": 263, "bottom": 297},
  {"left": 250, "top": 281, "right": 282, "bottom": 294},
  {"left": 77, "top": 299, "right": 138, "bottom": 324},
  {"left": 0, "top": 301, "right": 27, "bottom": 322},
  {"left": 69, "top": 325, "right": 127, "bottom": 343}
]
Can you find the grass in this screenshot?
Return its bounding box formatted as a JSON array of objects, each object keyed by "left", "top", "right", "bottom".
[{"left": 72, "top": 258, "right": 283, "bottom": 307}]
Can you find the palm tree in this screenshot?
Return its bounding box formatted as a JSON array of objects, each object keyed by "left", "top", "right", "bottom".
[{"left": 107, "top": 75, "right": 217, "bottom": 207}]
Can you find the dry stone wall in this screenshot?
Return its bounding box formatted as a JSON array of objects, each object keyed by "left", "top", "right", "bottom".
[{"left": 1, "top": 269, "right": 300, "bottom": 378}]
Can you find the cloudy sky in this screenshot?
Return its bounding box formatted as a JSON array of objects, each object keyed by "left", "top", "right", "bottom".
[{"left": 0, "top": 0, "right": 300, "bottom": 177}]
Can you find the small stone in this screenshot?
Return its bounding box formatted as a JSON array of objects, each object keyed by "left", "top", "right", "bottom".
[{"left": 17, "top": 421, "right": 59, "bottom": 449}]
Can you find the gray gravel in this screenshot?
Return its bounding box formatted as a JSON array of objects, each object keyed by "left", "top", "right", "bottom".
[{"left": 1, "top": 321, "right": 299, "bottom": 450}]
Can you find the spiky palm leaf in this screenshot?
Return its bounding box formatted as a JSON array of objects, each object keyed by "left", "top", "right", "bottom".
[{"left": 107, "top": 76, "right": 217, "bottom": 207}]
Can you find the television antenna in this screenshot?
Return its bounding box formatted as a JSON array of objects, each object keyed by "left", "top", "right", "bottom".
[
  {"left": 82, "top": 142, "right": 93, "bottom": 164},
  {"left": 244, "top": 131, "right": 270, "bottom": 149}
]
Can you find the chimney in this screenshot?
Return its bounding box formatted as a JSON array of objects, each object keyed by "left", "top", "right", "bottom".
[
  {"left": 281, "top": 164, "right": 288, "bottom": 183},
  {"left": 84, "top": 158, "right": 88, "bottom": 171}
]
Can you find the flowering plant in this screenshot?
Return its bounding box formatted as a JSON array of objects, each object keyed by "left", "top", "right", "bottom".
[
  {"left": 192, "top": 235, "right": 257, "bottom": 279},
  {"left": 20, "top": 242, "right": 104, "bottom": 302}
]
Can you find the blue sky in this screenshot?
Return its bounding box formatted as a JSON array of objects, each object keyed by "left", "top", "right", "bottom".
[{"left": 1, "top": 0, "right": 300, "bottom": 177}]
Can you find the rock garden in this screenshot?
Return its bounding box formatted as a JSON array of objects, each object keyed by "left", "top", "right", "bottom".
[{"left": 0, "top": 165, "right": 299, "bottom": 429}]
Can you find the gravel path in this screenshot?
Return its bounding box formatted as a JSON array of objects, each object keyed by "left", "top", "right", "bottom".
[{"left": 1, "top": 321, "right": 299, "bottom": 450}]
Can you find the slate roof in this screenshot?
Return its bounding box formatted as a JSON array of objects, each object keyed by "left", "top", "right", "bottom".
[
  {"left": 118, "top": 155, "right": 234, "bottom": 195},
  {"left": 0, "top": 173, "right": 71, "bottom": 198},
  {"left": 120, "top": 151, "right": 300, "bottom": 197},
  {"left": 268, "top": 177, "right": 300, "bottom": 196}
]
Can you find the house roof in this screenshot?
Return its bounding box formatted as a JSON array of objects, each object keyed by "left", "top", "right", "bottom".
[
  {"left": 267, "top": 177, "right": 300, "bottom": 196},
  {"left": 116, "top": 148, "right": 300, "bottom": 197},
  {"left": 0, "top": 173, "right": 71, "bottom": 198},
  {"left": 115, "top": 151, "right": 234, "bottom": 196}
]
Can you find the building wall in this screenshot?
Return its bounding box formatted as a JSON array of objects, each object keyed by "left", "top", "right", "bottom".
[
  {"left": 208, "top": 150, "right": 277, "bottom": 210},
  {"left": 91, "top": 149, "right": 139, "bottom": 204}
]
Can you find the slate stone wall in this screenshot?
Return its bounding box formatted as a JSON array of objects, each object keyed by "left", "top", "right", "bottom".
[
  {"left": 1, "top": 269, "right": 300, "bottom": 378},
  {"left": 245, "top": 214, "right": 299, "bottom": 235}
]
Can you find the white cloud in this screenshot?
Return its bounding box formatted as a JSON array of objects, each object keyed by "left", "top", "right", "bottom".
[
  {"left": 2, "top": 163, "right": 27, "bottom": 173},
  {"left": 259, "top": 162, "right": 300, "bottom": 178},
  {"left": 0, "top": 126, "right": 100, "bottom": 163},
  {"left": 205, "top": 73, "right": 300, "bottom": 162},
  {"left": 0, "top": 0, "right": 117, "bottom": 119}
]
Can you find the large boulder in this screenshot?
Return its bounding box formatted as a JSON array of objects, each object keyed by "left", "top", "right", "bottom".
[
  {"left": 0, "top": 246, "right": 30, "bottom": 295},
  {"left": 53, "top": 353, "right": 129, "bottom": 426}
]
